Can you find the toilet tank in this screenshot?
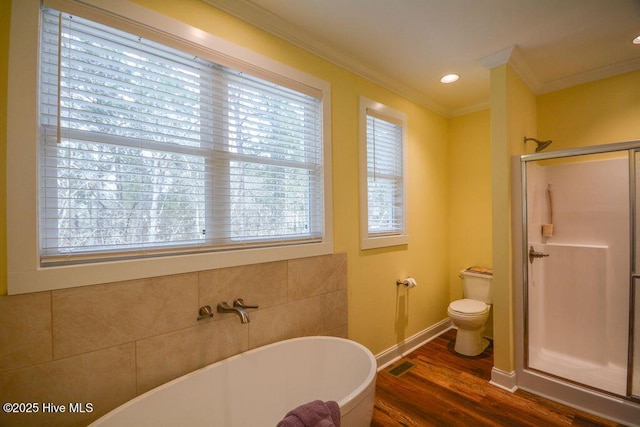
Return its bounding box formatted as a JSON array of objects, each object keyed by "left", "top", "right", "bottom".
[{"left": 461, "top": 269, "right": 492, "bottom": 304}]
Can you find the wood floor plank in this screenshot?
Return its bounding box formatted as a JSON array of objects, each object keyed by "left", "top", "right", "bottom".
[{"left": 371, "top": 330, "right": 625, "bottom": 427}]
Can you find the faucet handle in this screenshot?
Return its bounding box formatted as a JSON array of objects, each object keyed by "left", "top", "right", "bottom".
[
  {"left": 197, "top": 305, "right": 214, "bottom": 321},
  {"left": 233, "top": 298, "right": 259, "bottom": 309}
]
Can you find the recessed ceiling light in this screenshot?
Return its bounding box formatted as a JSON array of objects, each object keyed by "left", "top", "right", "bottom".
[
  {"left": 634, "top": 35, "right": 640, "bottom": 45},
  {"left": 440, "top": 73, "right": 460, "bottom": 83}
]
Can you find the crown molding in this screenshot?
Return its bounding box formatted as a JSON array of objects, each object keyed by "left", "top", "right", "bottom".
[
  {"left": 202, "top": 0, "right": 451, "bottom": 117},
  {"left": 480, "top": 45, "right": 542, "bottom": 94},
  {"left": 538, "top": 56, "right": 640, "bottom": 94},
  {"left": 480, "top": 45, "right": 516, "bottom": 69},
  {"left": 481, "top": 44, "right": 640, "bottom": 96},
  {"left": 449, "top": 100, "right": 491, "bottom": 118}
]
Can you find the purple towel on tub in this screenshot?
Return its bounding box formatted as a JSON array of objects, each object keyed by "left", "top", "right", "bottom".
[{"left": 276, "top": 400, "right": 340, "bottom": 427}]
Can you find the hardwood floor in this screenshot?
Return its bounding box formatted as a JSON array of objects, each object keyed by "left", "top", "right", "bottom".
[{"left": 371, "top": 329, "right": 625, "bottom": 426}]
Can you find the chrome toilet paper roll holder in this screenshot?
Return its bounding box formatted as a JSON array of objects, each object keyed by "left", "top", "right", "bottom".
[{"left": 396, "top": 277, "right": 416, "bottom": 287}]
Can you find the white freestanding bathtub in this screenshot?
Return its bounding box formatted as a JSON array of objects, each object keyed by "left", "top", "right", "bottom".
[{"left": 90, "top": 336, "right": 377, "bottom": 426}]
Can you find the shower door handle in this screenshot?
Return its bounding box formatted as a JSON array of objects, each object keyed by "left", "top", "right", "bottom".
[{"left": 529, "top": 246, "right": 549, "bottom": 264}]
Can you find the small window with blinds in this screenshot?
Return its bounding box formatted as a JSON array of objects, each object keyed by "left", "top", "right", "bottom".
[
  {"left": 39, "top": 8, "right": 326, "bottom": 264},
  {"left": 359, "top": 97, "right": 408, "bottom": 250}
]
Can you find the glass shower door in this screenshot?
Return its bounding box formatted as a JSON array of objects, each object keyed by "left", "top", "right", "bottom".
[
  {"left": 524, "top": 151, "right": 631, "bottom": 396},
  {"left": 631, "top": 149, "right": 640, "bottom": 399},
  {"left": 633, "top": 278, "right": 640, "bottom": 399}
]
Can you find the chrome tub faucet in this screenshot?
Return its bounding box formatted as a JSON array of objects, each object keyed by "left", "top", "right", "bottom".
[{"left": 217, "top": 299, "right": 259, "bottom": 324}]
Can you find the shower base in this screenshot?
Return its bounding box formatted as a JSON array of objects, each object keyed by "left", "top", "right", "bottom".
[{"left": 530, "top": 348, "right": 626, "bottom": 395}]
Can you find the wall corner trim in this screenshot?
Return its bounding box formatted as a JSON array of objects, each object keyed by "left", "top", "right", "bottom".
[
  {"left": 490, "top": 367, "right": 518, "bottom": 392},
  {"left": 480, "top": 44, "right": 541, "bottom": 94}
]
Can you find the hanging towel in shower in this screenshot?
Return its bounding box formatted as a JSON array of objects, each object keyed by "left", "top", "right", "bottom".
[{"left": 276, "top": 399, "right": 340, "bottom": 427}]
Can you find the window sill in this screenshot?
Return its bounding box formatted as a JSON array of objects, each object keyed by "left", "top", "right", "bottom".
[
  {"left": 9, "top": 240, "right": 333, "bottom": 294},
  {"left": 360, "top": 234, "right": 409, "bottom": 250}
]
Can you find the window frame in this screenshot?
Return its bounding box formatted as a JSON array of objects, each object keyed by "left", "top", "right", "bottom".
[
  {"left": 6, "top": 0, "right": 333, "bottom": 294},
  {"left": 359, "top": 96, "right": 408, "bottom": 250}
]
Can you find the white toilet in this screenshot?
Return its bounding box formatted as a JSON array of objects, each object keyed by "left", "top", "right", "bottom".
[{"left": 447, "top": 268, "right": 493, "bottom": 356}]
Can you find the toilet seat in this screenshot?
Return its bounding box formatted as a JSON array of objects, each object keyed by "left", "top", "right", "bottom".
[{"left": 448, "top": 299, "right": 488, "bottom": 315}]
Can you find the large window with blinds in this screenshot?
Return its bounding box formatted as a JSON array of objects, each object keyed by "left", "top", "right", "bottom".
[
  {"left": 38, "top": 8, "right": 327, "bottom": 264},
  {"left": 359, "top": 97, "right": 408, "bottom": 250}
]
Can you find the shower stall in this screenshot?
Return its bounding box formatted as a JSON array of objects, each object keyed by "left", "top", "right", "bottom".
[{"left": 513, "top": 141, "right": 640, "bottom": 426}]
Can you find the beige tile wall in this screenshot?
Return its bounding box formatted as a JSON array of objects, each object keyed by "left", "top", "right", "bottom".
[{"left": 0, "top": 253, "right": 347, "bottom": 427}]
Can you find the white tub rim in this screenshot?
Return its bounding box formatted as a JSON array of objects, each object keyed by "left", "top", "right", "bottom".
[{"left": 90, "top": 335, "right": 377, "bottom": 425}]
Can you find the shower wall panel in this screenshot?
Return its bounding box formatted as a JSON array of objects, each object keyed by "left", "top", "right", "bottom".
[
  {"left": 534, "top": 244, "right": 608, "bottom": 363},
  {"left": 526, "top": 156, "right": 630, "bottom": 393}
]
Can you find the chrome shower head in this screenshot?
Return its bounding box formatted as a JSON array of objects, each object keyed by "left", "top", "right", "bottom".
[{"left": 524, "top": 137, "right": 552, "bottom": 152}]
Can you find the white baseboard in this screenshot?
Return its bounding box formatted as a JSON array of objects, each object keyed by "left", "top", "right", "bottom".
[
  {"left": 490, "top": 367, "right": 518, "bottom": 392},
  {"left": 375, "top": 318, "right": 452, "bottom": 371}
]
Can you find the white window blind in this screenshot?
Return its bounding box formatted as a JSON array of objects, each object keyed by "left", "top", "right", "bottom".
[
  {"left": 39, "top": 8, "right": 324, "bottom": 264},
  {"left": 365, "top": 110, "right": 405, "bottom": 237}
]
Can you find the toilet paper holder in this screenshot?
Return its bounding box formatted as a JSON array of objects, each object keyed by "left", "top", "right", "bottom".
[{"left": 396, "top": 277, "right": 417, "bottom": 288}]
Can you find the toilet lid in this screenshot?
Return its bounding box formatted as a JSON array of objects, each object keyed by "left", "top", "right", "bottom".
[{"left": 449, "top": 299, "right": 488, "bottom": 314}]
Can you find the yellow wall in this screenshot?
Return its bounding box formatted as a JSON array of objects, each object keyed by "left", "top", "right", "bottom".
[
  {"left": 538, "top": 70, "right": 640, "bottom": 149},
  {"left": 448, "top": 108, "right": 492, "bottom": 300},
  {"left": 490, "top": 64, "right": 536, "bottom": 373},
  {"left": 351, "top": 102, "right": 450, "bottom": 352}
]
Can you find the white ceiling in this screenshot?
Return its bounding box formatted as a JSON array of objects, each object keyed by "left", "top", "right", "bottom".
[{"left": 206, "top": 0, "right": 640, "bottom": 117}]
